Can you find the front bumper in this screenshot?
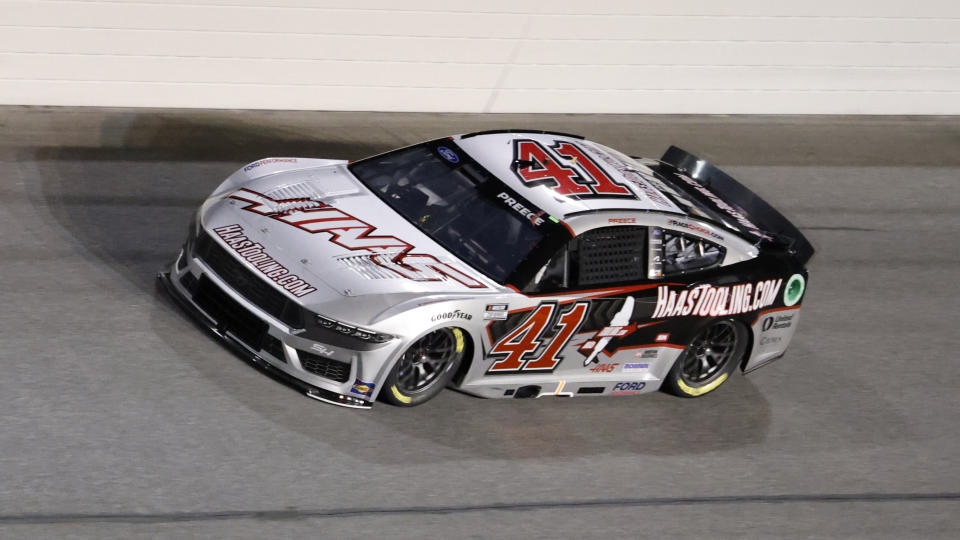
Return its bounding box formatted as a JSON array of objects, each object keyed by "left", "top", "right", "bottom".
[{"left": 158, "top": 250, "right": 376, "bottom": 409}]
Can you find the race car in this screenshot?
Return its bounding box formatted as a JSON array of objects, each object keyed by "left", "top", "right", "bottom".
[{"left": 159, "top": 129, "right": 813, "bottom": 408}]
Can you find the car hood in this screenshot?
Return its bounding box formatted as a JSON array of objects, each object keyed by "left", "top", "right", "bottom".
[{"left": 199, "top": 161, "right": 499, "bottom": 319}]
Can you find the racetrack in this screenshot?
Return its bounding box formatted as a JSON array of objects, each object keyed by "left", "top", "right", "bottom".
[{"left": 1, "top": 106, "right": 958, "bottom": 539}]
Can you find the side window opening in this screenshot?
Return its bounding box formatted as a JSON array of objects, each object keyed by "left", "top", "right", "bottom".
[{"left": 654, "top": 227, "right": 725, "bottom": 276}]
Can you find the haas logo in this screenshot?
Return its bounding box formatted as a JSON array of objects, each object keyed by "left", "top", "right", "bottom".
[{"left": 229, "top": 189, "right": 486, "bottom": 289}]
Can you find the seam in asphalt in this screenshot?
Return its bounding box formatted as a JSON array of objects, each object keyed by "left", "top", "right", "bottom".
[{"left": 2, "top": 492, "right": 958, "bottom": 525}]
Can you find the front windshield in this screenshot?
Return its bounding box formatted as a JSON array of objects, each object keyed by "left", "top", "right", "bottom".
[{"left": 349, "top": 142, "right": 568, "bottom": 284}]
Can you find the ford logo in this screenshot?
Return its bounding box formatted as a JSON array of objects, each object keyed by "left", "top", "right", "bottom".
[{"left": 437, "top": 146, "right": 460, "bottom": 163}]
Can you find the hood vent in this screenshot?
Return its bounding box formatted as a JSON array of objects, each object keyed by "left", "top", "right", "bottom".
[
  {"left": 337, "top": 254, "right": 401, "bottom": 280},
  {"left": 266, "top": 181, "right": 324, "bottom": 201},
  {"left": 264, "top": 173, "right": 360, "bottom": 206}
]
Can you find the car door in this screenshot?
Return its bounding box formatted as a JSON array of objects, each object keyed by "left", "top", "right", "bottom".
[{"left": 483, "top": 224, "right": 661, "bottom": 377}]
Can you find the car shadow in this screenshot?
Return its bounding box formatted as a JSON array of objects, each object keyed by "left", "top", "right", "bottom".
[
  {"left": 27, "top": 113, "right": 389, "bottom": 298},
  {"left": 149, "top": 288, "right": 773, "bottom": 463}
]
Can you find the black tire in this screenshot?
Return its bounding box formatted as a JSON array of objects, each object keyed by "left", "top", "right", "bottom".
[
  {"left": 381, "top": 327, "right": 467, "bottom": 407},
  {"left": 662, "top": 319, "right": 747, "bottom": 398}
]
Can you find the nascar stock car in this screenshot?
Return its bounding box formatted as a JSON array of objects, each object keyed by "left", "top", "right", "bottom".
[{"left": 159, "top": 129, "right": 813, "bottom": 409}]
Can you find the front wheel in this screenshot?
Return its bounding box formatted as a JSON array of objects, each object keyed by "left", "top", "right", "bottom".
[
  {"left": 662, "top": 320, "right": 747, "bottom": 398},
  {"left": 381, "top": 327, "right": 467, "bottom": 407}
]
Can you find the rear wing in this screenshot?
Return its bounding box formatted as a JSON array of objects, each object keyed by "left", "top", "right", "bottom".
[{"left": 660, "top": 146, "right": 814, "bottom": 265}]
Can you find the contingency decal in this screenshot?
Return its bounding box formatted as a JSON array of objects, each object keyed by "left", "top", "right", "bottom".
[
  {"left": 610, "top": 381, "right": 646, "bottom": 395},
  {"left": 783, "top": 274, "right": 805, "bottom": 306},
  {"left": 512, "top": 139, "right": 636, "bottom": 199},
  {"left": 350, "top": 378, "right": 376, "bottom": 397},
  {"left": 229, "top": 189, "right": 486, "bottom": 289},
  {"left": 212, "top": 224, "right": 317, "bottom": 297},
  {"left": 483, "top": 304, "right": 509, "bottom": 320},
  {"left": 487, "top": 302, "right": 590, "bottom": 373},
  {"left": 652, "top": 279, "right": 782, "bottom": 318}
]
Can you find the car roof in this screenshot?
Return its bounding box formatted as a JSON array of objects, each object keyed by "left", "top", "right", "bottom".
[{"left": 453, "top": 130, "right": 685, "bottom": 221}]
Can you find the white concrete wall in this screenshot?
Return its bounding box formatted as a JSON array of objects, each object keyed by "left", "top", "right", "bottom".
[{"left": 2, "top": 0, "right": 958, "bottom": 113}]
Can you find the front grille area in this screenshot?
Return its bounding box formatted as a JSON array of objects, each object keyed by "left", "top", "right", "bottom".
[
  {"left": 195, "top": 232, "right": 304, "bottom": 328},
  {"left": 298, "top": 350, "right": 351, "bottom": 383},
  {"left": 193, "top": 275, "right": 268, "bottom": 351}
]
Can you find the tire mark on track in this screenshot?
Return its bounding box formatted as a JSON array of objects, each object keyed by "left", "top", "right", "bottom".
[{"left": 3, "top": 492, "right": 959, "bottom": 525}]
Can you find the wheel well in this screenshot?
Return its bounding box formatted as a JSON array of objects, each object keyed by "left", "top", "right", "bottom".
[
  {"left": 737, "top": 317, "right": 755, "bottom": 371},
  {"left": 450, "top": 327, "right": 476, "bottom": 386}
]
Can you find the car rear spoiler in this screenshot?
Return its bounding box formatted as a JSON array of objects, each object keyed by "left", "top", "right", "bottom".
[{"left": 660, "top": 146, "right": 814, "bottom": 265}]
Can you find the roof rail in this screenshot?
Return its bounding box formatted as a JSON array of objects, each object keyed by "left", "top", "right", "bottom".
[{"left": 460, "top": 129, "right": 585, "bottom": 140}]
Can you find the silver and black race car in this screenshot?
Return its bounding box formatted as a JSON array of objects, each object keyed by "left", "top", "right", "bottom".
[{"left": 159, "top": 130, "right": 813, "bottom": 408}]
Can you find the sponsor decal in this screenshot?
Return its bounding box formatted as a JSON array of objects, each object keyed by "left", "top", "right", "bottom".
[
  {"left": 483, "top": 303, "right": 509, "bottom": 321},
  {"left": 611, "top": 381, "right": 646, "bottom": 395},
  {"left": 437, "top": 146, "right": 459, "bottom": 163},
  {"left": 578, "top": 141, "right": 676, "bottom": 208},
  {"left": 230, "top": 189, "right": 486, "bottom": 289},
  {"left": 243, "top": 158, "right": 297, "bottom": 172},
  {"left": 655, "top": 333, "right": 670, "bottom": 342},
  {"left": 350, "top": 378, "right": 376, "bottom": 397},
  {"left": 623, "top": 362, "right": 649, "bottom": 372},
  {"left": 761, "top": 313, "right": 794, "bottom": 332},
  {"left": 652, "top": 279, "right": 782, "bottom": 319},
  {"left": 310, "top": 344, "right": 334, "bottom": 357},
  {"left": 671, "top": 172, "right": 770, "bottom": 239},
  {"left": 212, "top": 224, "right": 317, "bottom": 297},
  {"left": 496, "top": 192, "right": 546, "bottom": 226},
  {"left": 431, "top": 310, "right": 472, "bottom": 322},
  {"left": 513, "top": 139, "right": 636, "bottom": 199},
  {"left": 609, "top": 217, "right": 637, "bottom": 224},
  {"left": 648, "top": 227, "right": 664, "bottom": 279},
  {"left": 636, "top": 349, "right": 658, "bottom": 359},
  {"left": 588, "top": 362, "right": 619, "bottom": 373},
  {"left": 762, "top": 316, "right": 774, "bottom": 332},
  {"left": 666, "top": 219, "right": 724, "bottom": 241},
  {"left": 759, "top": 336, "right": 783, "bottom": 346},
  {"left": 783, "top": 274, "right": 805, "bottom": 306}
]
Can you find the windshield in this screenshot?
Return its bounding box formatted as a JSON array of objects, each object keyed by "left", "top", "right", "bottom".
[{"left": 349, "top": 141, "right": 569, "bottom": 284}]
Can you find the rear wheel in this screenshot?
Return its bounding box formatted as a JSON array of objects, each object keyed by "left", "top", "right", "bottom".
[
  {"left": 663, "top": 320, "right": 746, "bottom": 398},
  {"left": 381, "top": 327, "right": 466, "bottom": 407}
]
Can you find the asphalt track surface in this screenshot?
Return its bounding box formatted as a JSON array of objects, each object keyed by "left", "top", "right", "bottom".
[{"left": 1, "top": 106, "right": 958, "bottom": 539}]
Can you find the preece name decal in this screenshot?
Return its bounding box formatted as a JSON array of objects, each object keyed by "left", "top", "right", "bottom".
[
  {"left": 229, "top": 189, "right": 486, "bottom": 289},
  {"left": 497, "top": 192, "right": 546, "bottom": 226},
  {"left": 653, "top": 279, "right": 782, "bottom": 318},
  {"left": 212, "top": 224, "right": 317, "bottom": 297}
]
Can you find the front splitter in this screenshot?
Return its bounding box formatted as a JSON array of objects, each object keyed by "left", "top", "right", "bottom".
[{"left": 157, "top": 271, "right": 372, "bottom": 409}]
